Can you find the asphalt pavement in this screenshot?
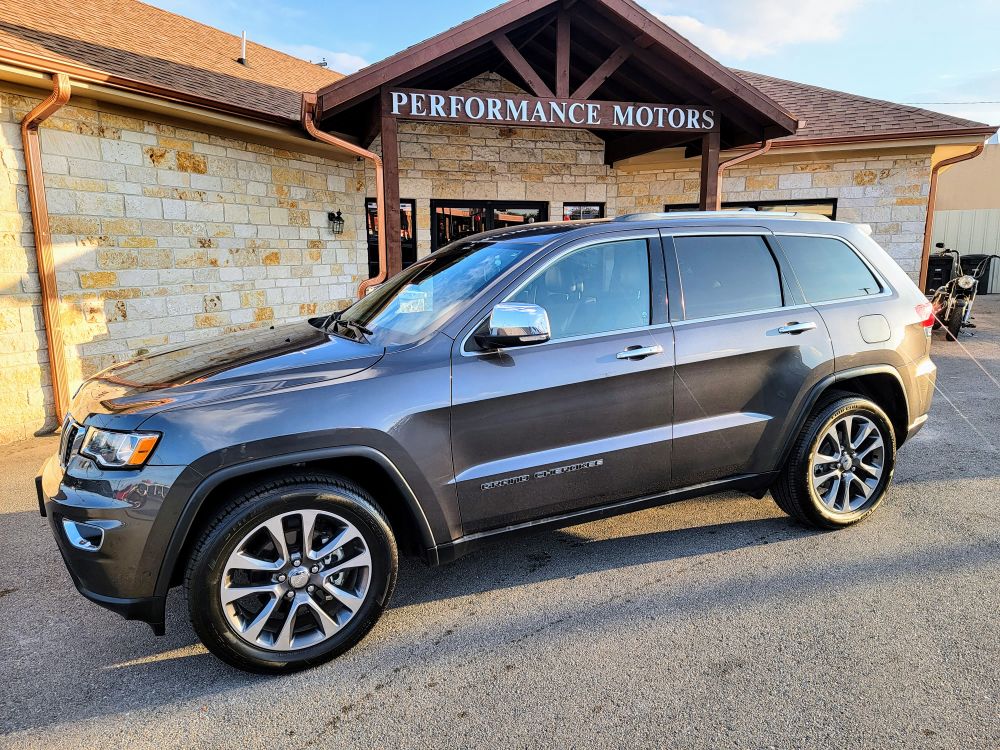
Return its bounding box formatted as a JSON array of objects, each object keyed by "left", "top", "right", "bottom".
[{"left": 1, "top": 298, "right": 998, "bottom": 750}]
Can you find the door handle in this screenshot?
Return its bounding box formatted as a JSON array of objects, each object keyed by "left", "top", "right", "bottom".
[
  {"left": 777, "top": 321, "right": 818, "bottom": 335},
  {"left": 616, "top": 344, "right": 664, "bottom": 360}
]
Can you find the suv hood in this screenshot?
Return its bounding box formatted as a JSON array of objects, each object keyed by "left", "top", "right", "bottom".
[{"left": 70, "top": 322, "right": 384, "bottom": 424}]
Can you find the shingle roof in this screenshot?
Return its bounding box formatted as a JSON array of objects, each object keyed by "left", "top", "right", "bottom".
[
  {"left": 0, "top": 0, "right": 342, "bottom": 122},
  {"left": 735, "top": 69, "right": 994, "bottom": 145}
]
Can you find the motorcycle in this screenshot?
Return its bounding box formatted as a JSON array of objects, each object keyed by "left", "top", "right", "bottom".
[{"left": 928, "top": 243, "right": 1000, "bottom": 341}]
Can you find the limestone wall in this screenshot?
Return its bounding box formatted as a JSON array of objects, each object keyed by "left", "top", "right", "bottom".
[{"left": 0, "top": 86, "right": 366, "bottom": 443}]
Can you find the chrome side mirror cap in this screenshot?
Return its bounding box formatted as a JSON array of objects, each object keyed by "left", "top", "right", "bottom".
[{"left": 475, "top": 303, "right": 551, "bottom": 349}]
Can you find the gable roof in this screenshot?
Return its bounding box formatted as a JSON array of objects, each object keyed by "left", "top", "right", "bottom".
[
  {"left": 736, "top": 70, "right": 996, "bottom": 147},
  {"left": 314, "top": 0, "right": 800, "bottom": 151},
  {"left": 0, "top": 0, "right": 341, "bottom": 123}
]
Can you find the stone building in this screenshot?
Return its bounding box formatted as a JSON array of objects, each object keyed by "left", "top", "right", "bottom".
[{"left": 0, "top": 0, "right": 995, "bottom": 444}]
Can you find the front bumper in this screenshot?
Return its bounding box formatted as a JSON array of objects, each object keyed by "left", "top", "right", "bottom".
[{"left": 38, "top": 453, "right": 186, "bottom": 633}]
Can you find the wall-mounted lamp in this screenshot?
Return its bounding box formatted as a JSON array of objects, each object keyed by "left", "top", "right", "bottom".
[{"left": 328, "top": 210, "right": 345, "bottom": 234}]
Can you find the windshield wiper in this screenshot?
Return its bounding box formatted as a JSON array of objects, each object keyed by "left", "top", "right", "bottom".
[{"left": 328, "top": 317, "right": 373, "bottom": 342}]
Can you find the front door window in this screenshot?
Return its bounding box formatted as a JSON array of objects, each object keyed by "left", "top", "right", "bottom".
[{"left": 432, "top": 200, "right": 548, "bottom": 251}]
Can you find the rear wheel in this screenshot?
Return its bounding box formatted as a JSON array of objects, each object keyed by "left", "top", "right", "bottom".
[
  {"left": 772, "top": 396, "right": 896, "bottom": 529},
  {"left": 185, "top": 474, "right": 397, "bottom": 673}
]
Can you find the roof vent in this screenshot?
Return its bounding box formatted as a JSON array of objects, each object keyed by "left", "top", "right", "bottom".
[{"left": 237, "top": 31, "right": 248, "bottom": 66}]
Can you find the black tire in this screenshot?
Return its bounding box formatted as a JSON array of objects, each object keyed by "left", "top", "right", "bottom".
[
  {"left": 945, "top": 299, "right": 967, "bottom": 341},
  {"left": 772, "top": 395, "right": 896, "bottom": 529},
  {"left": 185, "top": 473, "right": 398, "bottom": 673}
]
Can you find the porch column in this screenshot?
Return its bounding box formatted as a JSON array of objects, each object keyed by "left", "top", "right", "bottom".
[
  {"left": 698, "top": 131, "right": 721, "bottom": 211},
  {"left": 379, "top": 88, "right": 403, "bottom": 275}
]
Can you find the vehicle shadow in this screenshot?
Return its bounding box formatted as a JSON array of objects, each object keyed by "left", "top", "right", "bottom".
[{"left": 392, "top": 505, "right": 811, "bottom": 608}]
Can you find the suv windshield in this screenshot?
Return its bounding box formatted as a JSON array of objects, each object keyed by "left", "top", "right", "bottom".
[{"left": 337, "top": 234, "right": 548, "bottom": 346}]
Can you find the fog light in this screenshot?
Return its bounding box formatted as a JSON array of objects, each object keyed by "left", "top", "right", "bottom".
[{"left": 62, "top": 518, "right": 105, "bottom": 552}]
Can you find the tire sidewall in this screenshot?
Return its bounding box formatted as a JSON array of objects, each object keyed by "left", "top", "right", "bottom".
[
  {"left": 802, "top": 399, "right": 896, "bottom": 526},
  {"left": 188, "top": 481, "right": 397, "bottom": 672},
  {"left": 946, "top": 299, "right": 967, "bottom": 340}
]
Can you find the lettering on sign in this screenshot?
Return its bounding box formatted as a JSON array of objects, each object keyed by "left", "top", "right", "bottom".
[{"left": 388, "top": 89, "right": 717, "bottom": 133}]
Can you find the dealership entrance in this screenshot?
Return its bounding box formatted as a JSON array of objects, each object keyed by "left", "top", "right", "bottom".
[{"left": 307, "top": 0, "right": 799, "bottom": 279}]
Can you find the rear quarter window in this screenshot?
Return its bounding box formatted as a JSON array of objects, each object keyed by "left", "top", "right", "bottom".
[{"left": 778, "top": 235, "right": 882, "bottom": 302}]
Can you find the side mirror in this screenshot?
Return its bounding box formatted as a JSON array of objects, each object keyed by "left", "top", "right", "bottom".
[{"left": 474, "top": 303, "right": 551, "bottom": 350}]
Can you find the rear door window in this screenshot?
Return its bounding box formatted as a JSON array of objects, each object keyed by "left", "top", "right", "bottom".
[
  {"left": 673, "top": 235, "right": 783, "bottom": 320},
  {"left": 777, "top": 235, "right": 882, "bottom": 302}
]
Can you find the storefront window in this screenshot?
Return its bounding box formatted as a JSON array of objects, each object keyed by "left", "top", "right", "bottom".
[
  {"left": 664, "top": 198, "right": 837, "bottom": 219},
  {"left": 365, "top": 198, "right": 417, "bottom": 278},
  {"left": 563, "top": 203, "right": 605, "bottom": 221},
  {"left": 431, "top": 200, "right": 548, "bottom": 251}
]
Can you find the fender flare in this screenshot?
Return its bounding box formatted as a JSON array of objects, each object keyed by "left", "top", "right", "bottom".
[
  {"left": 153, "top": 445, "right": 440, "bottom": 600},
  {"left": 775, "top": 365, "right": 911, "bottom": 470}
]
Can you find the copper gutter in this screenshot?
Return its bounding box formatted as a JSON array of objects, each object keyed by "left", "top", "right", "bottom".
[
  {"left": 716, "top": 139, "right": 772, "bottom": 207},
  {"left": 22, "top": 73, "right": 72, "bottom": 424},
  {"left": 301, "top": 93, "right": 387, "bottom": 298},
  {"left": 918, "top": 142, "right": 986, "bottom": 290}
]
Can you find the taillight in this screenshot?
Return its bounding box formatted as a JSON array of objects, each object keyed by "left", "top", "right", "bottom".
[{"left": 915, "top": 302, "right": 935, "bottom": 328}]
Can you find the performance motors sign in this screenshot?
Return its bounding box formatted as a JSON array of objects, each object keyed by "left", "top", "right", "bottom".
[{"left": 389, "top": 89, "right": 717, "bottom": 132}]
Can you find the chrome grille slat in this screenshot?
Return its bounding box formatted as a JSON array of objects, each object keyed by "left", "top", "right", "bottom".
[{"left": 59, "top": 418, "right": 81, "bottom": 467}]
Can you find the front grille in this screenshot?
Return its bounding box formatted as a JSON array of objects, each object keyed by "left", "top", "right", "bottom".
[{"left": 59, "top": 418, "right": 81, "bottom": 467}]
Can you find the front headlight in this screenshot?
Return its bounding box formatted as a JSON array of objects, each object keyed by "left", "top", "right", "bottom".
[
  {"left": 957, "top": 275, "right": 976, "bottom": 290},
  {"left": 80, "top": 427, "right": 160, "bottom": 469}
]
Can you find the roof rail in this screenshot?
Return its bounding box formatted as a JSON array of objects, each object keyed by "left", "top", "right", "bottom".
[{"left": 613, "top": 210, "right": 831, "bottom": 222}]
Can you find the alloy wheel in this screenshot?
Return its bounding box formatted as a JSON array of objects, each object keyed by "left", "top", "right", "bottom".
[
  {"left": 219, "top": 509, "right": 372, "bottom": 651},
  {"left": 810, "top": 414, "right": 885, "bottom": 514}
]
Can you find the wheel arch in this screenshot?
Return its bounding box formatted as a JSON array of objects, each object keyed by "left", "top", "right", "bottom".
[
  {"left": 777, "top": 365, "right": 910, "bottom": 471},
  {"left": 156, "top": 446, "right": 439, "bottom": 598}
]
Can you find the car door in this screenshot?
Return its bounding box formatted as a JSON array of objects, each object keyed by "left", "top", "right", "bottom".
[
  {"left": 662, "top": 228, "right": 835, "bottom": 489},
  {"left": 450, "top": 232, "right": 674, "bottom": 534}
]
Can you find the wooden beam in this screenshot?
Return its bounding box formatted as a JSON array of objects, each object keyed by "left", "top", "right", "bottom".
[
  {"left": 699, "top": 131, "right": 721, "bottom": 211},
  {"left": 379, "top": 88, "right": 403, "bottom": 276},
  {"left": 493, "top": 33, "right": 554, "bottom": 98},
  {"left": 572, "top": 44, "right": 631, "bottom": 99},
  {"left": 317, "top": 0, "right": 556, "bottom": 117},
  {"left": 572, "top": 10, "right": 766, "bottom": 141},
  {"left": 555, "top": 11, "right": 571, "bottom": 99}
]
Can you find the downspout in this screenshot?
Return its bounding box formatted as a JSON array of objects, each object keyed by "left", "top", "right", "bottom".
[
  {"left": 918, "top": 142, "right": 985, "bottom": 291},
  {"left": 22, "top": 72, "right": 72, "bottom": 425},
  {"left": 301, "top": 93, "right": 387, "bottom": 299},
  {"left": 716, "top": 139, "right": 772, "bottom": 208}
]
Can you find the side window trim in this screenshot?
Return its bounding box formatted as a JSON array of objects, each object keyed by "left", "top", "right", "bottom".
[{"left": 662, "top": 230, "right": 794, "bottom": 322}]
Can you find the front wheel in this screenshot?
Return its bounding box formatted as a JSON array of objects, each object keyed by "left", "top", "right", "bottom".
[
  {"left": 185, "top": 474, "right": 398, "bottom": 673},
  {"left": 772, "top": 396, "right": 896, "bottom": 529},
  {"left": 945, "top": 299, "right": 968, "bottom": 341}
]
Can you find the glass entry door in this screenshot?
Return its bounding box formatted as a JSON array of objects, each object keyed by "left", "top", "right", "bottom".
[
  {"left": 365, "top": 198, "right": 417, "bottom": 278},
  {"left": 431, "top": 200, "right": 548, "bottom": 251}
]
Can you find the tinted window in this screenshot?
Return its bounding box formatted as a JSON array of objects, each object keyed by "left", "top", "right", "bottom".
[
  {"left": 674, "top": 235, "right": 783, "bottom": 319},
  {"left": 778, "top": 235, "right": 881, "bottom": 302},
  {"left": 512, "top": 239, "right": 650, "bottom": 339}
]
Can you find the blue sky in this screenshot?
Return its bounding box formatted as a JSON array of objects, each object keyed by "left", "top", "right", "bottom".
[{"left": 149, "top": 0, "right": 1000, "bottom": 131}]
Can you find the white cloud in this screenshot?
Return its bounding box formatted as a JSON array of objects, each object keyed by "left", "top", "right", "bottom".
[
  {"left": 272, "top": 44, "right": 369, "bottom": 74},
  {"left": 643, "top": 0, "right": 865, "bottom": 60}
]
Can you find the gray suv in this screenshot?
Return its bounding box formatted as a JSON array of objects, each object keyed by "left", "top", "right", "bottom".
[{"left": 39, "top": 212, "right": 937, "bottom": 672}]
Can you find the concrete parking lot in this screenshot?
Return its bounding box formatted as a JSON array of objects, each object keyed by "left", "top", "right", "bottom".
[{"left": 1, "top": 299, "right": 998, "bottom": 750}]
